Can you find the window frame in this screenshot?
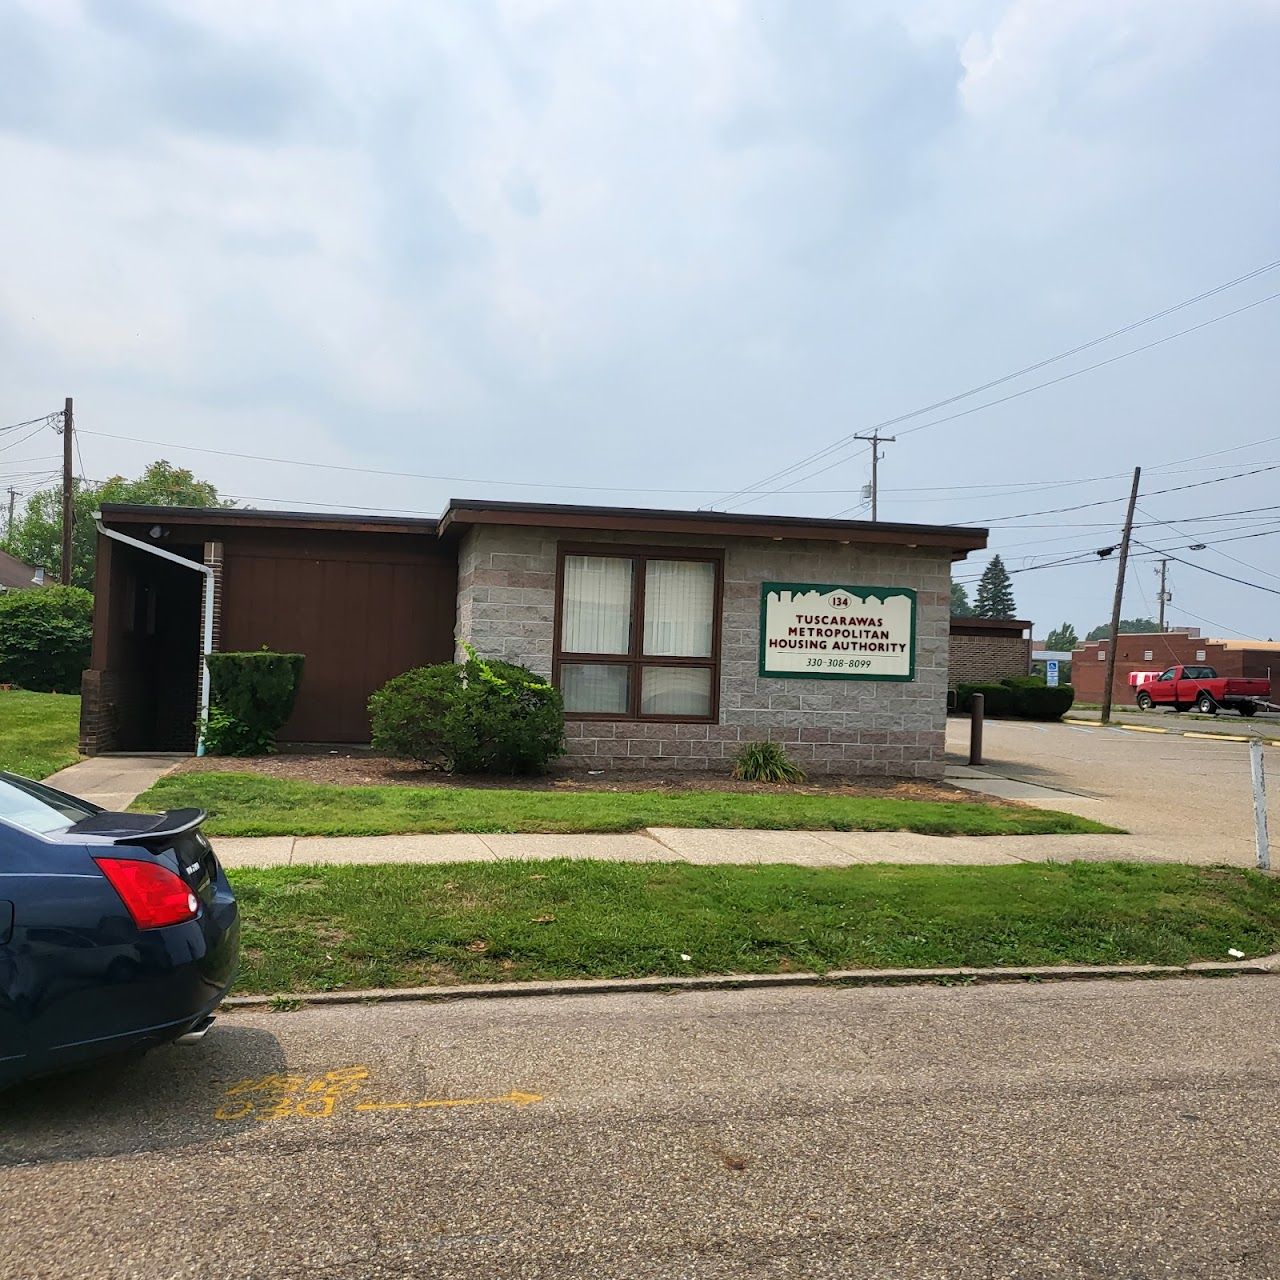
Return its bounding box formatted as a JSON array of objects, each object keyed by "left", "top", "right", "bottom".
[{"left": 553, "top": 542, "right": 724, "bottom": 723}]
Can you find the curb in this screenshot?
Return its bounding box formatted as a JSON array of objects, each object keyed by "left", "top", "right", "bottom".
[{"left": 224, "top": 954, "right": 1280, "bottom": 1010}]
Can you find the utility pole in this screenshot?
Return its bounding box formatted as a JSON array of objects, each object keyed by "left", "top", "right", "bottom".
[
  {"left": 1156, "top": 560, "right": 1170, "bottom": 632},
  {"left": 1100, "top": 466, "right": 1141, "bottom": 725},
  {"left": 5, "top": 486, "right": 16, "bottom": 539},
  {"left": 59, "top": 396, "right": 74, "bottom": 585},
  {"left": 853, "top": 431, "right": 895, "bottom": 522}
]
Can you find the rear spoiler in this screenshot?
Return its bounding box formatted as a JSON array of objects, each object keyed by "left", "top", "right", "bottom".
[{"left": 65, "top": 808, "right": 208, "bottom": 845}]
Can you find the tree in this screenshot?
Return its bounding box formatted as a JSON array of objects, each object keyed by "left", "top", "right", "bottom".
[
  {"left": 1045, "top": 622, "right": 1079, "bottom": 651},
  {"left": 950, "top": 581, "right": 974, "bottom": 617},
  {"left": 974, "top": 555, "right": 1016, "bottom": 619},
  {"left": 1084, "top": 618, "right": 1162, "bottom": 642},
  {"left": 3, "top": 460, "right": 231, "bottom": 590}
]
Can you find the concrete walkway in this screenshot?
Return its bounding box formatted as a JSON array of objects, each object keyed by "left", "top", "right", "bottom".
[
  {"left": 44, "top": 754, "right": 184, "bottom": 811},
  {"left": 213, "top": 827, "right": 1149, "bottom": 870}
]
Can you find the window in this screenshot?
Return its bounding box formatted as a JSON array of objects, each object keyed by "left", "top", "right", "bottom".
[
  {"left": 1143, "top": 650, "right": 1153, "bottom": 661},
  {"left": 554, "top": 546, "right": 721, "bottom": 720},
  {"left": 1195, "top": 649, "right": 1206, "bottom": 662},
  {"left": 1097, "top": 650, "right": 1107, "bottom": 660}
]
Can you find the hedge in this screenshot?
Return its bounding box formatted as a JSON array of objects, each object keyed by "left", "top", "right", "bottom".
[
  {"left": 204, "top": 651, "right": 305, "bottom": 755},
  {"left": 955, "top": 678, "right": 1074, "bottom": 721},
  {"left": 0, "top": 586, "right": 93, "bottom": 692}
]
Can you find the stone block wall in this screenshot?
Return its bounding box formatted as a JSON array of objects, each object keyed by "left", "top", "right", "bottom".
[{"left": 455, "top": 526, "right": 954, "bottom": 777}]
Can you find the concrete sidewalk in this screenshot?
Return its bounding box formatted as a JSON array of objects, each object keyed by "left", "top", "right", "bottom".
[
  {"left": 44, "top": 754, "right": 184, "bottom": 810},
  {"left": 213, "top": 826, "right": 1152, "bottom": 869}
]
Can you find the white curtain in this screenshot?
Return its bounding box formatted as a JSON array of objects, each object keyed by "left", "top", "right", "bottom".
[
  {"left": 561, "top": 663, "right": 630, "bottom": 714},
  {"left": 561, "top": 555, "right": 632, "bottom": 654},
  {"left": 641, "top": 666, "right": 712, "bottom": 716},
  {"left": 643, "top": 560, "right": 714, "bottom": 657}
]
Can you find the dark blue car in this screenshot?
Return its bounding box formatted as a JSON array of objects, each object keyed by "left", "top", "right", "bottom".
[{"left": 0, "top": 771, "right": 239, "bottom": 1088}]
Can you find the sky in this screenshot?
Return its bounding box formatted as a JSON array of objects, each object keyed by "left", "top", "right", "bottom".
[{"left": 1, "top": 0, "right": 1278, "bottom": 641}]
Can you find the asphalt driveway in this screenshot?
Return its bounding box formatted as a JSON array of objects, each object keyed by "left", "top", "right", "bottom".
[
  {"left": 946, "top": 717, "right": 1276, "bottom": 864},
  {"left": 4, "top": 979, "right": 1280, "bottom": 1279}
]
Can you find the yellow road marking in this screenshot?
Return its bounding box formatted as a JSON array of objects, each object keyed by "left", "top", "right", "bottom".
[
  {"left": 1184, "top": 731, "right": 1250, "bottom": 742},
  {"left": 1117, "top": 724, "right": 1168, "bottom": 734},
  {"left": 356, "top": 1089, "right": 543, "bottom": 1113},
  {"left": 1063, "top": 718, "right": 1096, "bottom": 727},
  {"left": 215, "top": 1066, "right": 370, "bottom": 1120}
]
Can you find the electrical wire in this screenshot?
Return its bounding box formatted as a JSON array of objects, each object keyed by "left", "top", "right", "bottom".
[
  {"left": 1131, "top": 542, "right": 1280, "bottom": 598},
  {"left": 711, "top": 263, "right": 1280, "bottom": 508}
]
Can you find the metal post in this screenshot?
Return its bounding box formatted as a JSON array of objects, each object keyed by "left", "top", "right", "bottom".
[
  {"left": 969, "top": 693, "right": 984, "bottom": 766},
  {"left": 1251, "top": 738, "right": 1270, "bottom": 871}
]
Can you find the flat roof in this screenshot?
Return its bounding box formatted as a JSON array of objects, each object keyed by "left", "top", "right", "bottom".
[
  {"left": 438, "top": 498, "right": 988, "bottom": 553},
  {"left": 99, "top": 498, "right": 988, "bottom": 555},
  {"left": 98, "top": 503, "right": 440, "bottom": 536}
]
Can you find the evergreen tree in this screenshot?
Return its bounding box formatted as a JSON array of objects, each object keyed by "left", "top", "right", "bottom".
[
  {"left": 1045, "top": 622, "right": 1079, "bottom": 651},
  {"left": 974, "top": 555, "right": 1017, "bottom": 619},
  {"left": 950, "top": 581, "right": 974, "bottom": 617}
]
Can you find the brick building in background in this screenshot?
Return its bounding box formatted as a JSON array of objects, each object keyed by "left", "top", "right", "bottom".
[
  {"left": 947, "top": 616, "right": 1032, "bottom": 689},
  {"left": 1071, "top": 629, "right": 1280, "bottom": 705}
]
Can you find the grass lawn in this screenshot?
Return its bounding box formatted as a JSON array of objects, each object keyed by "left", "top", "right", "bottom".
[
  {"left": 228, "top": 860, "right": 1280, "bottom": 995},
  {"left": 0, "top": 690, "right": 80, "bottom": 779},
  {"left": 137, "top": 771, "right": 1118, "bottom": 837}
]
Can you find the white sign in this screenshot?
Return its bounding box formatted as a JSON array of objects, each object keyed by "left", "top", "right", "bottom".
[
  {"left": 1046, "top": 659, "right": 1059, "bottom": 687},
  {"left": 759, "top": 582, "right": 916, "bottom": 682}
]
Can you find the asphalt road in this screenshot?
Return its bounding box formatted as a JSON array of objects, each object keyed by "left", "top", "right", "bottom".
[
  {"left": 4, "top": 979, "right": 1280, "bottom": 1279},
  {"left": 945, "top": 717, "right": 1277, "bottom": 864}
]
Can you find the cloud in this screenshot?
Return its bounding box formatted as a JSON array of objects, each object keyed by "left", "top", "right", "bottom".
[{"left": 0, "top": 0, "right": 1277, "bottom": 632}]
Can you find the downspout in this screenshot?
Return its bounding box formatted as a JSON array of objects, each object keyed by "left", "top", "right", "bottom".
[{"left": 94, "top": 514, "right": 215, "bottom": 756}]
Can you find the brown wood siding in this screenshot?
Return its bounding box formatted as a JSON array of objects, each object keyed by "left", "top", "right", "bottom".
[{"left": 218, "top": 530, "right": 457, "bottom": 742}]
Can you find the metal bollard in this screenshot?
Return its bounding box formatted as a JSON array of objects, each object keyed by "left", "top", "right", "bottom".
[
  {"left": 1251, "top": 738, "right": 1271, "bottom": 871},
  {"left": 969, "top": 693, "right": 984, "bottom": 767}
]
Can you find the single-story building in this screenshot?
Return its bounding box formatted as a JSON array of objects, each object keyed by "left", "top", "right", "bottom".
[
  {"left": 947, "top": 616, "right": 1033, "bottom": 689},
  {"left": 81, "top": 500, "right": 988, "bottom": 777},
  {"left": 1072, "top": 630, "right": 1280, "bottom": 704},
  {"left": 0, "top": 548, "right": 44, "bottom": 592}
]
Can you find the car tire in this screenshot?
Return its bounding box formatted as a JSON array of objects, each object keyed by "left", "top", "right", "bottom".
[
  {"left": 1239, "top": 702, "right": 1258, "bottom": 718},
  {"left": 1196, "top": 693, "right": 1217, "bottom": 714},
  {"left": 1135, "top": 691, "right": 1153, "bottom": 710}
]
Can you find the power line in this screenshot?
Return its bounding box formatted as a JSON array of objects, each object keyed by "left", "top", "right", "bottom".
[
  {"left": 1136, "top": 504, "right": 1280, "bottom": 587},
  {"left": 977, "top": 462, "right": 1280, "bottom": 525},
  {"left": 710, "top": 259, "right": 1280, "bottom": 508},
  {"left": 0, "top": 411, "right": 62, "bottom": 435},
  {"left": 1131, "top": 542, "right": 1280, "bottom": 598}
]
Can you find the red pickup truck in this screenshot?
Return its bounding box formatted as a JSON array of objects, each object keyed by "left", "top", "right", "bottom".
[{"left": 1134, "top": 665, "right": 1271, "bottom": 716}]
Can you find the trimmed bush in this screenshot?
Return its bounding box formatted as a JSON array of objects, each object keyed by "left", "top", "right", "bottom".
[
  {"left": 955, "top": 683, "right": 1015, "bottom": 717},
  {"left": 203, "top": 650, "right": 305, "bottom": 755},
  {"left": 0, "top": 586, "right": 93, "bottom": 693},
  {"left": 956, "top": 677, "right": 1074, "bottom": 720},
  {"left": 1009, "top": 682, "right": 1075, "bottom": 720},
  {"left": 732, "top": 740, "right": 807, "bottom": 784},
  {"left": 369, "top": 648, "right": 564, "bottom": 775}
]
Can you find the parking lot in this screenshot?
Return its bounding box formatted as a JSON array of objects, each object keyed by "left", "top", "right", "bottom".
[
  {"left": 946, "top": 717, "right": 1277, "bottom": 864},
  {"left": 4, "top": 979, "right": 1280, "bottom": 1279}
]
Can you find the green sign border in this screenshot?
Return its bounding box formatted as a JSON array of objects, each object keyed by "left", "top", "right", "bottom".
[{"left": 757, "top": 582, "right": 918, "bottom": 683}]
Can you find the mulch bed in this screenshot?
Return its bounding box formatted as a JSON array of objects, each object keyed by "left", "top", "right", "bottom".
[{"left": 174, "top": 751, "right": 1002, "bottom": 806}]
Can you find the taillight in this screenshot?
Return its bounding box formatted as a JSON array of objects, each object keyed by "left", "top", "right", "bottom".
[{"left": 94, "top": 857, "right": 200, "bottom": 930}]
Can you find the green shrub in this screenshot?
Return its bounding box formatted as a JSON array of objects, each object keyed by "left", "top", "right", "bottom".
[
  {"left": 0, "top": 586, "right": 93, "bottom": 692},
  {"left": 956, "top": 678, "right": 1073, "bottom": 720},
  {"left": 1009, "top": 682, "right": 1075, "bottom": 720},
  {"left": 369, "top": 648, "right": 564, "bottom": 775},
  {"left": 203, "top": 650, "right": 305, "bottom": 755},
  {"left": 732, "top": 740, "right": 807, "bottom": 784},
  {"left": 955, "top": 683, "right": 1015, "bottom": 716},
  {"left": 1000, "top": 675, "right": 1047, "bottom": 691}
]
